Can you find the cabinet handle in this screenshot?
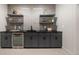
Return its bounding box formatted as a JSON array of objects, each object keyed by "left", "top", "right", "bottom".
[
  {"left": 5, "top": 37, "right": 8, "bottom": 40},
  {"left": 55, "top": 36, "right": 57, "bottom": 40},
  {"left": 43, "top": 37, "right": 46, "bottom": 40},
  {"left": 30, "top": 36, "right": 32, "bottom": 40}
]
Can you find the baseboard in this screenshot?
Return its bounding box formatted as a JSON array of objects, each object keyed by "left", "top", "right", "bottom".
[
  {"left": 1, "top": 47, "right": 12, "bottom": 48},
  {"left": 63, "top": 47, "right": 73, "bottom": 55},
  {"left": 24, "top": 47, "right": 62, "bottom": 48}
]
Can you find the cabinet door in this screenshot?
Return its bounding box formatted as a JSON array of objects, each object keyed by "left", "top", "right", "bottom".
[
  {"left": 56, "top": 32, "right": 62, "bottom": 47},
  {"left": 38, "top": 33, "right": 50, "bottom": 48},
  {"left": 1, "top": 32, "right": 12, "bottom": 48},
  {"left": 57, "top": 32, "right": 62, "bottom": 43},
  {"left": 32, "top": 33, "right": 38, "bottom": 47},
  {"left": 24, "top": 35, "right": 32, "bottom": 48},
  {"left": 51, "top": 33, "right": 57, "bottom": 47},
  {"left": 51, "top": 32, "right": 62, "bottom": 48},
  {"left": 24, "top": 32, "right": 38, "bottom": 48}
]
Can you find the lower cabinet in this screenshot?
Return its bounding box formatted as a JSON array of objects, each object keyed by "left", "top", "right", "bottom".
[
  {"left": 24, "top": 32, "right": 62, "bottom": 48},
  {"left": 38, "top": 33, "right": 50, "bottom": 48},
  {"left": 24, "top": 32, "right": 38, "bottom": 48},
  {"left": 55, "top": 32, "right": 62, "bottom": 47},
  {"left": 0, "top": 32, "right": 62, "bottom": 48},
  {"left": 51, "top": 32, "right": 62, "bottom": 48},
  {"left": 0, "top": 31, "right": 62, "bottom": 48},
  {"left": 1, "top": 32, "right": 12, "bottom": 48}
]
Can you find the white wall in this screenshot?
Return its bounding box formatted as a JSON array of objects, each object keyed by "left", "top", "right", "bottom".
[
  {"left": 76, "top": 5, "right": 79, "bottom": 54},
  {"left": 56, "top": 4, "right": 77, "bottom": 54},
  {"left": 8, "top": 4, "right": 56, "bottom": 30},
  {"left": 0, "top": 4, "right": 7, "bottom": 31}
]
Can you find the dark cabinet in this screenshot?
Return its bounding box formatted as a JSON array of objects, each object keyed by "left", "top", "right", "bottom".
[
  {"left": 0, "top": 31, "right": 62, "bottom": 48},
  {"left": 24, "top": 32, "right": 38, "bottom": 48},
  {"left": 38, "top": 33, "right": 50, "bottom": 48},
  {"left": 50, "top": 32, "right": 56, "bottom": 47},
  {"left": 24, "top": 32, "right": 62, "bottom": 48},
  {"left": 1, "top": 32, "right": 12, "bottom": 48},
  {"left": 56, "top": 32, "right": 62, "bottom": 47},
  {"left": 51, "top": 32, "right": 62, "bottom": 48}
]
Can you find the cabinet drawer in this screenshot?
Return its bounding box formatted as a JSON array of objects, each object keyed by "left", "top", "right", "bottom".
[
  {"left": 24, "top": 32, "right": 32, "bottom": 36},
  {"left": 39, "top": 33, "right": 50, "bottom": 36},
  {"left": 24, "top": 32, "right": 38, "bottom": 36}
]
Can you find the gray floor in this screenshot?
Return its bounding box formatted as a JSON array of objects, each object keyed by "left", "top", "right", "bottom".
[{"left": 0, "top": 48, "right": 69, "bottom": 55}]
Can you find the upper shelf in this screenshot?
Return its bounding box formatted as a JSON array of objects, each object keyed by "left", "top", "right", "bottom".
[
  {"left": 8, "top": 14, "right": 23, "bottom": 17},
  {"left": 40, "top": 22, "right": 53, "bottom": 24},
  {"left": 40, "top": 14, "right": 55, "bottom": 17}
]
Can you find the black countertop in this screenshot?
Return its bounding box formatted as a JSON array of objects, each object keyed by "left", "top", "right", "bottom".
[{"left": 0, "top": 30, "right": 62, "bottom": 33}]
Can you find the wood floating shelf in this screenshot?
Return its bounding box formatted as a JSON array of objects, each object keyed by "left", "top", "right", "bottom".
[
  {"left": 6, "top": 14, "right": 24, "bottom": 31},
  {"left": 40, "top": 14, "right": 57, "bottom": 31},
  {"left": 9, "top": 22, "right": 23, "bottom": 24},
  {"left": 40, "top": 14, "right": 55, "bottom": 17},
  {"left": 8, "top": 14, "right": 23, "bottom": 17},
  {"left": 40, "top": 22, "right": 53, "bottom": 24}
]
